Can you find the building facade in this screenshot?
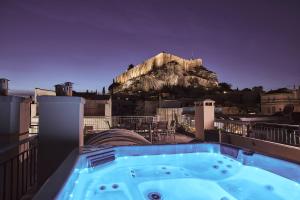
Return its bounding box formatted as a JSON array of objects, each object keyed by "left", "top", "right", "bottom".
[{"left": 261, "top": 88, "right": 300, "bottom": 115}]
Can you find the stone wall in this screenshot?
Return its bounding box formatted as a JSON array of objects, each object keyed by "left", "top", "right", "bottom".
[{"left": 116, "top": 52, "right": 203, "bottom": 84}]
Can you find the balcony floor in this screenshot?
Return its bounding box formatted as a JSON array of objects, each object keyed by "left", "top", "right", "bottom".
[{"left": 153, "top": 133, "right": 194, "bottom": 144}]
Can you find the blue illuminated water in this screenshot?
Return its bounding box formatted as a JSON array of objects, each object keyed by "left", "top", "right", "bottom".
[{"left": 57, "top": 144, "right": 300, "bottom": 200}]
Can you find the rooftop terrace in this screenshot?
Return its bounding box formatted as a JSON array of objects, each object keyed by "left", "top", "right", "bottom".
[{"left": 1, "top": 91, "right": 299, "bottom": 200}]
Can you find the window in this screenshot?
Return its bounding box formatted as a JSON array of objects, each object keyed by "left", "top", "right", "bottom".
[{"left": 272, "top": 106, "right": 276, "bottom": 113}]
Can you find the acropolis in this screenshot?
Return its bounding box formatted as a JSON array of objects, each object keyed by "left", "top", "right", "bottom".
[{"left": 116, "top": 52, "right": 203, "bottom": 84}]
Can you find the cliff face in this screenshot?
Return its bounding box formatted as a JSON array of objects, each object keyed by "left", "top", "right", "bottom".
[{"left": 111, "top": 52, "right": 218, "bottom": 93}]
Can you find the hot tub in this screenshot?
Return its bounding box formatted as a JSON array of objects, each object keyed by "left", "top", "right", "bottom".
[{"left": 57, "top": 143, "right": 300, "bottom": 200}]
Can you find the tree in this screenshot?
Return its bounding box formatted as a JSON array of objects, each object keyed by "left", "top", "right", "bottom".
[
  {"left": 219, "top": 82, "right": 232, "bottom": 91},
  {"left": 127, "top": 64, "right": 134, "bottom": 71},
  {"left": 252, "top": 86, "right": 264, "bottom": 93},
  {"left": 102, "top": 87, "right": 106, "bottom": 94},
  {"left": 242, "top": 88, "right": 251, "bottom": 92}
]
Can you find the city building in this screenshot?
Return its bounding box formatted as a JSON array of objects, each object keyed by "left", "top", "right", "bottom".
[
  {"left": 1, "top": 80, "right": 300, "bottom": 200},
  {"left": 30, "top": 88, "right": 56, "bottom": 133},
  {"left": 261, "top": 87, "right": 300, "bottom": 115},
  {"left": 215, "top": 106, "right": 240, "bottom": 115},
  {"left": 73, "top": 92, "right": 112, "bottom": 117}
]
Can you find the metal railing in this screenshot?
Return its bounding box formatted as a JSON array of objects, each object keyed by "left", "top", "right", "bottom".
[
  {"left": 84, "top": 116, "right": 111, "bottom": 132},
  {"left": 215, "top": 119, "right": 300, "bottom": 147},
  {"left": 112, "top": 116, "right": 155, "bottom": 129},
  {"left": 83, "top": 116, "right": 155, "bottom": 133},
  {"left": 181, "top": 115, "right": 195, "bottom": 128},
  {"left": 214, "top": 120, "right": 250, "bottom": 136},
  {"left": 251, "top": 122, "right": 300, "bottom": 147},
  {"left": 0, "top": 135, "right": 38, "bottom": 200}
]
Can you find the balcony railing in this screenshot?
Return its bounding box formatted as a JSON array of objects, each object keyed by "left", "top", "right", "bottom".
[
  {"left": 112, "top": 116, "right": 155, "bottom": 129},
  {"left": 215, "top": 119, "right": 300, "bottom": 147},
  {"left": 0, "top": 135, "right": 38, "bottom": 200},
  {"left": 214, "top": 119, "right": 250, "bottom": 136},
  {"left": 84, "top": 116, "right": 111, "bottom": 132},
  {"left": 83, "top": 116, "right": 156, "bottom": 133},
  {"left": 251, "top": 122, "right": 300, "bottom": 147}
]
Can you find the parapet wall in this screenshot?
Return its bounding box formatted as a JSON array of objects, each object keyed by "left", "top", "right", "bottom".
[
  {"left": 221, "top": 133, "right": 300, "bottom": 164},
  {"left": 116, "top": 52, "right": 203, "bottom": 84}
]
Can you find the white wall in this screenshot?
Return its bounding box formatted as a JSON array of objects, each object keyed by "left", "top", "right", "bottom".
[
  {"left": 0, "top": 96, "right": 30, "bottom": 144},
  {"left": 0, "top": 96, "right": 30, "bottom": 135},
  {"left": 195, "top": 100, "right": 215, "bottom": 140},
  {"left": 37, "top": 96, "right": 85, "bottom": 185}
]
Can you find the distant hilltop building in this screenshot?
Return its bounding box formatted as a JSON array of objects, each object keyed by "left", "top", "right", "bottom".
[
  {"left": 116, "top": 52, "right": 203, "bottom": 84},
  {"left": 110, "top": 52, "right": 218, "bottom": 93}
]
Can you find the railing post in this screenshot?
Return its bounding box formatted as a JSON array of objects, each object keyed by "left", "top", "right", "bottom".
[
  {"left": 218, "top": 129, "right": 222, "bottom": 143},
  {"left": 0, "top": 90, "right": 33, "bottom": 200}
]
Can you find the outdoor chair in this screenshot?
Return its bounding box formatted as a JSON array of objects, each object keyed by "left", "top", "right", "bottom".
[
  {"left": 168, "top": 120, "right": 176, "bottom": 141},
  {"left": 136, "top": 122, "right": 151, "bottom": 140},
  {"left": 153, "top": 121, "right": 169, "bottom": 142}
]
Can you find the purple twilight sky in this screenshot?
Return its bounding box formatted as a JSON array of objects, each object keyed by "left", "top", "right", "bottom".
[{"left": 1, "top": 0, "right": 300, "bottom": 92}]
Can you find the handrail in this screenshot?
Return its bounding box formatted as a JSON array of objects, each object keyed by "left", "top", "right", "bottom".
[
  {"left": 253, "top": 122, "right": 300, "bottom": 128},
  {"left": 0, "top": 135, "right": 38, "bottom": 200},
  {"left": 215, "top": 119, "right": 300, "bottom": 128},
  {"left": 215, "top": 119, "right": 300, "bottom": 147},
  {"left": 0, "top": 134, "right": 38, "bottom": 155}
]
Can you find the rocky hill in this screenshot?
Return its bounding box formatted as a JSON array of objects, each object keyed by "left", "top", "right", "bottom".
[{"left": 109, "top": 52, "right": 218, "bottom": 93}]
